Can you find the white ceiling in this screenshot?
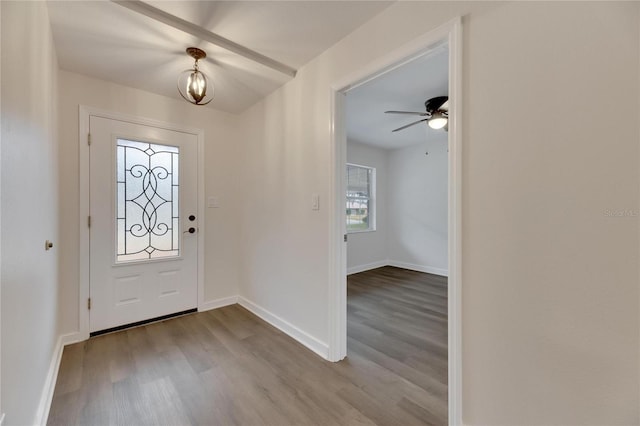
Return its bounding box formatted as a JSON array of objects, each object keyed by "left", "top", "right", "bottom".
[
  {"left": 346, "top": 46, "right": 449, "bottom": 150},
  {"left": 47, "top": 1, "right": 393, "bottom": 114}
]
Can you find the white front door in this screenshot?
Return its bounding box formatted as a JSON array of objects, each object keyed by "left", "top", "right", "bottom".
[{"left": 89, "top": 115, "right": 198, "bottom": 333}]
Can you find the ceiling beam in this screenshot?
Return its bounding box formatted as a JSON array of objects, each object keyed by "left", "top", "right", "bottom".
[{"left": 112, "top": 0, "right": 297, "bottom": 78}]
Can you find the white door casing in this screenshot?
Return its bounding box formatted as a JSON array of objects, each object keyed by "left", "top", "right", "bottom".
[{"left": 86, "top": 113, "right": 201, "bottom": 333}]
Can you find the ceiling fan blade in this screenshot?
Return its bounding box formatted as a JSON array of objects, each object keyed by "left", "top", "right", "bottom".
[
  {"left": 385, "top": 110, "right": 429, "bottom": 116},
  {"left": 392, "top": 118, "right": 428, "bottom": 132}
]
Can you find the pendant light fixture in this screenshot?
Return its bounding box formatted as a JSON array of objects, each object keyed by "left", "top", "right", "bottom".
[{"left": 177, "top": 47, "right": 213, "bottom": 106}]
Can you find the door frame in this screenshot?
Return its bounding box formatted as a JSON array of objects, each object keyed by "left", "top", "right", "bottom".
[
  {"left": 78, "top": 106, "right": 205, "bottom": 341},
  {"left": 327, "top": 17, "right": 463, "bottom": 425}
]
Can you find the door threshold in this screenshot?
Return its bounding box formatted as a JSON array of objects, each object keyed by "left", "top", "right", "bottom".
[{"left": 90, "top": 308, "right": 198, "bottom": 337}]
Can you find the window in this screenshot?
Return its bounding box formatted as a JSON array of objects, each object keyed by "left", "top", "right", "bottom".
[
  {"left": 116, "top": 139, "right": 180, "bottom": 262},
  {"left": 346, "top": 163, "right": 375, "bottom": 232}
]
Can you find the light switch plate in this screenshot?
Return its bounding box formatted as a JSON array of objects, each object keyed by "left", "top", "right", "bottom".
[
  {"left": 207, "top": 196, "right": 220, "bottom": 208},
  {"left": 312, "top": 194, "right": 320, "bottom": 210}
]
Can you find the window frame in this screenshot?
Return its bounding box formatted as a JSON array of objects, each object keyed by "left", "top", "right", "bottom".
[
  {"left": 114, "top": 138, "right": 182, "bottom": 264},
  {"left": 346, "top": 163, "right": 376, "bottom": 233}
]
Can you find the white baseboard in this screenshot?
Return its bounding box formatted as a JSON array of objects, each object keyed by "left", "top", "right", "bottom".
[
  {"left": 33, "top": 332, "right": 77, "bottom": 426},
  {"left": 348, "top": 259, "right": 449, "bottom": 277},
  {"left": 347, "top": 260, "right": 388, "bottom": 275},
  {"left": 60, "top": 331, "right": 83, "bottom": 347},
  {"left": 198, "top": 295, "right": 239, "bottom": 312},
  {"left": 237, "top": 296, "right": 329, "bottom": 359},
  {"left": 387, "top": 260, "right": 448, "bottom": 277}
]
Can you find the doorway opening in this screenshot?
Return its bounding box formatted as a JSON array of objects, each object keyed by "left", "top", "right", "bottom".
[
  {"left": 345, "top": 44, "right": 449, "bottom": 424},
  {"left": 329, "top": 18, "right": 462, "bottom": 425}
]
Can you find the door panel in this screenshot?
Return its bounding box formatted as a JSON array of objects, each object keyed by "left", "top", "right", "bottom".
[{"left": 89, "top": 116, "right": 198, "bottom": 333}]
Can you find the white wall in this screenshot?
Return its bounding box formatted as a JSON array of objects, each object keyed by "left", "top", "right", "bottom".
[
  {"left": 57, "top": 71, "right": 242, "bottom": 335},
  {"left": 462, "top": 3, "right": 638, "bottom": 423},
  {"left": 346, "top": 141, "right": 388, "bottom": 273},
  {"left": 387, "top": 139, "right": 448, "bottom": 275},
  {"left": 1, "top": 2, "right": 60, "bottom": 424},
  {"left": 237, "top": 2, "right": 640, "bottom": 424}
]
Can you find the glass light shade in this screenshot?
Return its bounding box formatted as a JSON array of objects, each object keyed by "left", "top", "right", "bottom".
[
  {"left": 177, "top": 67, "right": 214, "bottom": 106},
  {"left": 428, "top": 111, "right": 447, "bottom": 130}
]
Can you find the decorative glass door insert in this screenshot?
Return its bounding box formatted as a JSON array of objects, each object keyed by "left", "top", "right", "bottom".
[{"left": 116, "top": 139, "right": 179, "bottom": 262}]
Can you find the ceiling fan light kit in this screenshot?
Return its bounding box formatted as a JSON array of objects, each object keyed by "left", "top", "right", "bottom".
[
  {"left": 386, "top": 95, "right": 449, "bottom": 133},
  {"left": 177, "top": 47, "right": 214, "bottom": 106},
  {"left": 428, "top": 111, "right": 447, "bottom": 130}
]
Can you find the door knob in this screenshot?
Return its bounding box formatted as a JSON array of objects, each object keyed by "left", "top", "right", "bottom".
[
  {"left": 184, "top": 227, "right": 196, "bottom": 234},
  {"left": 188, "top": 215, "right": 196, "bottom": 221}
]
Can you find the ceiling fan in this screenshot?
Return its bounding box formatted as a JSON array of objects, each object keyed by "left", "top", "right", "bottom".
[{"left": 385, "top": 96, "right": 449, "bottom": 132}]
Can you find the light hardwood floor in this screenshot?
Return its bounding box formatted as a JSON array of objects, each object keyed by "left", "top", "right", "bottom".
[{"left": 48, "top": 266, "right": 448, "bottom": 425}]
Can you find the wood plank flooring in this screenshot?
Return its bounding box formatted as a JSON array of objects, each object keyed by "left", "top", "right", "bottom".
[{"left": 48, "top": 266, "right": 448, "bottom": 425}]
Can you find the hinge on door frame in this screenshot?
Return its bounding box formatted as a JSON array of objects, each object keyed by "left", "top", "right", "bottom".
[
  {"left": 87, "top": 298, "right": 91, "bottom": 310},
  {"left": 87, "top": 133, "right": 91, "bottom": 146},
  {"left": 88, "top": 216, "right": 91, "bottom": 228}
]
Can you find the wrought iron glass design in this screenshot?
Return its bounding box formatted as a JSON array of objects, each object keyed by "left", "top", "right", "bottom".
[{"left": 116, "top": 139, "right": 179, "bottom": 262}]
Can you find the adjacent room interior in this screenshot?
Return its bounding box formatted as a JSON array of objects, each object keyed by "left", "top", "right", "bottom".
[{"left": 344, "top": 46, "right": 450, "bottom": 424}]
